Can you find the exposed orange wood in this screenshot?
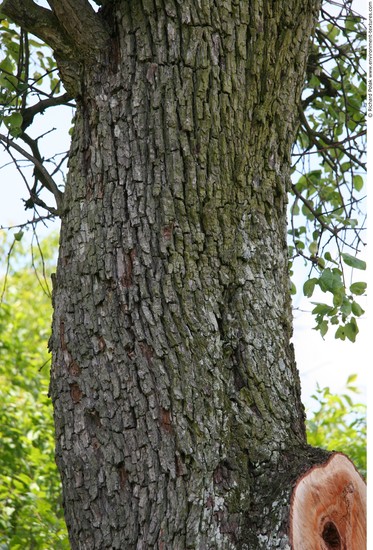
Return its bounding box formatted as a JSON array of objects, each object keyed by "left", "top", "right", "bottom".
[{"left": 290, "top": 453, "right": 366, "bottom": 549}]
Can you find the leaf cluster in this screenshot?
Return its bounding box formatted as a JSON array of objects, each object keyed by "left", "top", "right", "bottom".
[
  {"left": 290, "top": 0, "right": 366, "bottom": 340},
  {"left": 306, "top": 374, "right": 366, "bottom": 478},
  {"left": 0, "top": 232, "right": 69, "bottom": 549},
  {"left": 0, "top": 18, "right": 60, "bottom": 136},
  {"left": 302, "top": 252, "right": 366, "bottom": 341}
]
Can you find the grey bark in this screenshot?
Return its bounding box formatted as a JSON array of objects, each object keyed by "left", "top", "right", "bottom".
[{"left": 8, "top": 0, "right": 328, "bottom": 547}]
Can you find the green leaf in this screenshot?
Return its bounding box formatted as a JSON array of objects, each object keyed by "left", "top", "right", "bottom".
[
  {"left": 351, "top": 301, "right": 364, "bottom": 317},
  {"left": 332, "top": 289, "right": 345, "bottom": 307},
  {"left": 340, "top": 297, "right": 351, "bottom": 316},
  {"left": 309, "top": 241, "right": 318, "bottom": 255},
  {"left": 350, "top": 282, "right": 367, "bottom": 295},
  {"left": 291, "top": 202, "right": 300, "bottom": 215},
  {"left": 341, "top": 253, "right": 366, "bottom": 270},
  {"left": 324, "top": 251, "right": 337, "bottom": 264},
  {"left": 319, "top": 320, "right": 328, "bottom": 337},
  {"left": 346, "top": 373, "right": 358, "bottom": 385},
  {"left": 353, "top": 175, "right": 364, "bottom": 192},
  {"left": 311, "top": 302, "right": 334, "bottom": 315},
  {"left": 335, "top": 326, "right": 346, "bottom": 341},
  {"left": 303, "top": 278, "right": 318, "bottom": 298},
  {"left": 33, "top": 71, "right": 43, "bottom": 83},
  {"left": 0, "top": 56, "right": 14, "bottom": 72},
  {"left": 345, "top": 318, "right": 359, "bottom": 342},
  {"left": 14, "top": 231, "right": 24, "bottom": 242},
  {"left": 3, "top": 111, "right": 23, "bottom": 137},
  {"left": 295, "top": 240, "right": 305, "bottom": 250},
  {"left": 318, "top": 268, "right": 343, "bottom": 293}
]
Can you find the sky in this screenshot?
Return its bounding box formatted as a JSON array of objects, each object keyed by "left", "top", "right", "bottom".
[{"left": 0, "top": 0, "right": 369, "bottom": 416}]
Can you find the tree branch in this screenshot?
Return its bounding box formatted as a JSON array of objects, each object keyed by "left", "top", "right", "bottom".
[
  {"left": 0, "top": 215, "right": 56, "bottom": 231},
  {"left": 21, "top": 93, "right": 72, "bottom": 131},
  {"left": 0, "top": 0, "right": 75, "bottom": 59},
  {"left": 298, "top": 108, "right": 366, "bottom": 170},
  {"left": 0, "top": 133, "right": 63, "bottom": 214},
  {"left": 46, "top": 0, "right": 109, "bottom": 58},
  {"left": 19, "top": 131, "right": 58, "bottom": 200},
  {"left": 1, "top": 0, "right": 109, "bottom": 97},
  {"left": 291, "top": 183, "right": 339, "bottom": 237}
]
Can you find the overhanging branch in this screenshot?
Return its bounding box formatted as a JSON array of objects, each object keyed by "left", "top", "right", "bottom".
[
  {"left": 21, "top": 93, "right": 73, "bottom": 131},
  {"left": 0, "top": 133, "right": 63, "bottom": 214},
  {"left": 0, "top": 0, "right": 75, "bottom": 59},
  {"left": 1, "top": 0, "right": 110, "bottom": 96}
]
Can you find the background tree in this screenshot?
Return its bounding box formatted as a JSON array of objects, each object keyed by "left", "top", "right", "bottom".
[
  {"left": 0, "top": 0, "right": 366, "bottom": 548},
  {"left": 306, "top": 374, "right": 366, "bottom": 477},
  {"left": 0, "top": 232, "right": 69, "bottom": 548}
]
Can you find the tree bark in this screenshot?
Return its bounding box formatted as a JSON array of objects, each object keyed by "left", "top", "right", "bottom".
[{"left": 21, "top": 0, "right": 362, "bottom": 547}]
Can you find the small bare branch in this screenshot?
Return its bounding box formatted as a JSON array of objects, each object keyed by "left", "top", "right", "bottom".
[
  {"left": 21, "top": 93, "right": 72, "bottom": 131},
  {"left": 0, "top": 215, "right": 56, "bottom": 231},
  {"left": 291, "top": 183, "right": 340, "bottom": 237},
  {"left": 0, "top": 133, "right": 63, "bottom": 214}
]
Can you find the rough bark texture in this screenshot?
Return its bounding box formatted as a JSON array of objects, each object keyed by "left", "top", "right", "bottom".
[{"left": 45, "top": 1, "right": 333, "bottom": 548}]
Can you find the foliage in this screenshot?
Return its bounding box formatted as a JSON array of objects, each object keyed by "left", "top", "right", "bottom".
[
  {"left": 306, "top": 374, "right": 366, "bottom": 478},
  {"left": 290, "top": 1, "right": 367, "bottom": 340},
  {"left": 0, "top": 232, "right": 69, "bottom": 549},
  {"left": 0, "top": 14, "right": 70, "bottom": 215},
  {"left": 0, "top": 14, "right": 64, "bottom": 129}
]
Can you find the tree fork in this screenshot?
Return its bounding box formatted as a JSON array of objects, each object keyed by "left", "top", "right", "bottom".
[{"left": 1, "top": 0, "right": 109, "bottom": 96}]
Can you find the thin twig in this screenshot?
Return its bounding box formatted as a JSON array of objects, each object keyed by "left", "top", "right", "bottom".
[{"left": 0, "top": 133, "right": 63, "bottom": 214}]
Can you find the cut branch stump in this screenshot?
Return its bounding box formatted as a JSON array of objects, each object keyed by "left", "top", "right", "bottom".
[{"left": 290, "top": 453, "right": 366, "bottom": 549}]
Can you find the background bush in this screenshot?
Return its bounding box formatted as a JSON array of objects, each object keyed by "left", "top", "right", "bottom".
[{"left": 0, "top": 233, "right": 69, "bottom": 549}]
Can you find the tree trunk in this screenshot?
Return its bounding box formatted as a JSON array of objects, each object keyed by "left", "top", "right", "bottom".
[{"left": 40, "top": 0, "right": 363, "bottom": 547}]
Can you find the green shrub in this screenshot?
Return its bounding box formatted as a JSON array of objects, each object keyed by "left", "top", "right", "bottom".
[
  {"left": 0, "top": 233, "right": 69, "bottom": 549},
  {"left": 306, "top": 374, "right": 366, "bottom": 478}
]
